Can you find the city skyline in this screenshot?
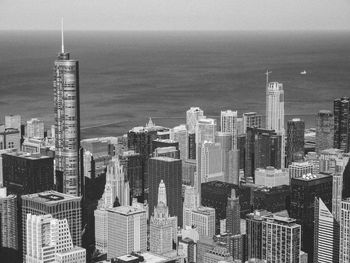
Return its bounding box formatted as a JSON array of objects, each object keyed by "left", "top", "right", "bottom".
[{"left": 1, "top": 3, "right": 350, "bottom": 263}]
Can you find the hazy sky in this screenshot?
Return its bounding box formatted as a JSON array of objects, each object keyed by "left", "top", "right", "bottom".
[{"left": 1, "top": 0, "right": 350, "bottom": 31}]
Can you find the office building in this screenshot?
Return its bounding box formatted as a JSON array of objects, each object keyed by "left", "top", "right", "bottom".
[
  {"left": 25, "top": 118, "right": 45, "bottom": 139},
  {"left": 199, "top": 141, "right": 224, "bottom": 183},
  {"left": 290, "top": 173, "right": 332, "bottom": 262},
  {"left": 186, "top": 107, "right": 204, "bottom": 134},
  {"left": 0, "top": 186, "right": 17, "bottom": 250},
  {"left": 262, "top": 214, "right": 301, "bottom": 263},
  {"left": 150, "top": 180, "right": 177, "bottom": 254},
  {"left": 226, "top": 189, "right": 240, "bottom": 235},
  {"left": 314, "top": 197, "right": 339, "bottom": 263},
  {"left": 107, "top": 206, "right": 147, "bottom": 259},
  {"left": 81, "top": 138, "right": 112, "bottom": 179},
  {"left": 243, "top": 112, "right": 263, "bottom": 133},
  {"left": 334, "top": 97, "right": 350, "bottom": 152},
  {"left": 252, "top": 185, "right": 291, "bottom": 213},
  {"left": 316, "top": 110, "right": 334, "bottom": 154},
  {"left": 148, "top": 157, "right": 182, "bottom": 225},
  {"left": 245, "top": 127, "right": 282, "bottom": 179},
  {"left": 127, "top": 123, "right": 168, "bottom": 200},
  {"left": 333, "top": 172, "right": 343, "bottom": 222},
  {"left": 153, "top": 146, "right": 180, "bottom": 159},
  {"left": 119, "top": 151, "right": 143, "bottom": 201},
  {"left": 286, "top": 118, "right": 305, "bottom": 165},
  {"left": 54, "top": 28, "right": 81, "bottom": 196},
  {"left": 319, "top": 148, "right": 348, "bottom": 173},
  {"left": 2, "top": 151, "right": 54, "bottom": 196},
  {"left": 152, "top": 138, "right": 179, "bottom": 154},
  {"left": 246, "top": 210, "right": 271, "bottom": 260},
  {"left": 340, "top": 199, "right": 350, "bottom": 263},
  {"left": 221, "top": 110, "right": 238, "bottom": 148},
  {"left": 216, "top": 132, "right": 233, "bottom": 181},
  {"left": 0, "top": 126, "right": 21, "bottom": 150},
  {"left": 21, "top": 191, "right": 82, "bottom": 258},
  {"left": 266, "top": 81, "right": 285, "bottom": 168},
  {"left": 106, "top": 157, "right": 130, "bottom": 206},
  {"left": 25, "top": 214, "right": 85, "bottom": 263},
  {"left": 170, "top": 124, "right": 187, "bottom": 160},
  {"left": 179, "top": 238, "right": 196, "bottom": 263},
  {"left": 201, "top": 181, "right": 251, "bottom": 233},
  {"left": 182, "top": 159, "right": 196, "bottom": 186},
  {"left": 255, "top": 166, "right": 289, "bottom": 187},
  {"left": 288, "top": 161, "right": 313, "bottom": 179},
  {"left": 187, "top": 132, "right": 196, "bottom": 160},
  {"left": 5, "top": 115, "right": 21, "bottom": 130},
  {"left": 203, "top": 245, "right": 234, "bottom": 263},
  {"left": 189, "top": 206, "right": 216, "bottom": 238}
]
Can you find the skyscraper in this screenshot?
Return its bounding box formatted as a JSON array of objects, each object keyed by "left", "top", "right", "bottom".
[
  {"left": 316, "top": 110, "right": 334, "bottom": 154},
  {"left": 105, "top": 157, "right": 130, "bottom": 206},
  {"left": 148, "top": 157, "right": 182, "bottom": 225},
  {"left": 243, "top": 112, "right": 263, "bottom": 133},
  {"left": 221, "top": 110, "right": 238, "bottom": 148},
  {"left": 0, "top": 186, "right": 17, "bottom": 250},
  {"left": 245, "top": 127, "right": 282, "bottom": 179},
  {"left": 246, "top": 210, "right": 271, "bottom": 260},
  {"left": 261, "top": 214, "right": 301, "bottom": 263},
  {"left": 107, "top": 206, "right": 147, "bottom": 259},
  {"left": 150, "top": 180, "right": 177, "bottom": 254},
  {"left": 186, "top": 107, "right": 204, "bottom": 134},
  {"left": 334, "top": 97, "right": 350, "bottom": 152},
  {"left": 226, "top": 189, "right": 240, "bottom": 235},
  {"left": 340, "top": 198, "right": 350, "bottom": 263},
  {"left": 54, "top": 23, "right": 81, "bottom": 196},
  {"left": 266, "top": 81, "right": 285, "bottom": 168},
  {"left": 25, "top": 118, "right": 45, "bottom": 139},
  {"left": 21, "top": 191, "right": 82, "bottom": 258},
  {"left": 314, "top": 197, "right": 339, "bottom": 263},
  {"left": 286, "top": 118, "right": 305, "bottom": 165},
  {"left": 199, "top": 141, "right": 224, "bottom": 183},
  {"left": 170, "top": 124, "right": 187, "bottom": 161},
  {"left": 2, "top": 151, "right": 54, "bottom": 196},
  {"left": 290, "top": 173, "right": 332, "bottom": 262},
  {"left": 25, "top": 214, "right": 86, "bottom": 263}
]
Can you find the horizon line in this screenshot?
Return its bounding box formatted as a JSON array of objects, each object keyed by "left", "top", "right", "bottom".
[{"left": 0, "top": 29, "right": 350, "bottom": 33}]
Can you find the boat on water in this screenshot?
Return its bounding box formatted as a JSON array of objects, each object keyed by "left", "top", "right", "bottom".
[{"left": 300, "top": 70, "right": 307, "bottom": 75}]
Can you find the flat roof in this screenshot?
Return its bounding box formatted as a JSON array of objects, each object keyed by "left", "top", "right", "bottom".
[
  {"left": 107, "top": 205, "right": 145, "bottom": 216},
  {"left": 150, "top": 156, "right": 179, "bottom": 162},
  {"left": 21, "top": 190, "right": 81, "bottom": 203},
  {"left": 3, "top": 151, "right": 51, "bottom": 160}
]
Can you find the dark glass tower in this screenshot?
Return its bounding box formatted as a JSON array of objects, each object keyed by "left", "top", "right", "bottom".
[
  {"left": 148, "top": 157, "right": 182, "bottom": 226},
  {"left": 245, "top": 127, "right": 281, "bottom": 179},
  {"left": 54, "top": 24, "right": 81, "bottom": 196},
  {"left": 316, "top": 110, "right": 334, "bottom": 154},
  {"left": 226, "top": 189, "right": 240, "bottom": 235},
  {"left": 334, "top": 97, "right": 350, "bottom": 152},
  {"left": 290, "top": 173, "right": 332, "bottom": 263},
  {"left": 286, "top": 118, "right": 305, "bottom": 165}
]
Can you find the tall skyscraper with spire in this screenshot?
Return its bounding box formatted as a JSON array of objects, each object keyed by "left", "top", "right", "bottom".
[
  {"left": 54, "top": 20, "right": 81, "bottom": 196},
  {"left": 266, "top": 80, "right": 285, "bottom": 168}
]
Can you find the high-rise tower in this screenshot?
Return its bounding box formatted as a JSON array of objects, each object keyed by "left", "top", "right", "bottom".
[
  {"left": 266, "top": 81, "right": 285, "bottom": 168},
  {"left": 54, "top": 20, "right": 81, "bottom": 196}
]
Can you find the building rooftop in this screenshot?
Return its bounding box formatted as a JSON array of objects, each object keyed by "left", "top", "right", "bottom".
[
  {"left": 3, "top": 151, "right": 52, "bottom": 160},
  {"left": 21, "top": 190, "right": 81, "bottom": 203},
  {"left": 117, "top": 255, "right": 139, "bottom": 261},
  {"left": 107, "top": 205, "right": 145, "bottom": 216},
  {"left": 150, "top": 156, "right": 179, "bottom": 162},
  {"left": 294, "top": 172, "right": 331, "bottom": 181}
]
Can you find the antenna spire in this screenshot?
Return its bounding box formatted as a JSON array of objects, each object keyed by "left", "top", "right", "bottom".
[
  {"left": 61, "top": 18, "right": 65, "bottom": 53},
  {"left": 265, "top": 69, "right": 272, "bottom": 87}
]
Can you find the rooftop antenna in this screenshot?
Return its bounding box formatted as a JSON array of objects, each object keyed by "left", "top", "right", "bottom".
[
  {"left": 265, "top": 69, "right": 272, "bottom": 87},
  {"left": 61, "top": 18, "right": 65, "bottom": 53}
]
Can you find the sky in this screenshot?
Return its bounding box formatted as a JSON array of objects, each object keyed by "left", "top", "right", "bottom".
[{"left": 1, "top": 0, "right": 350, "bottom": 31}]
